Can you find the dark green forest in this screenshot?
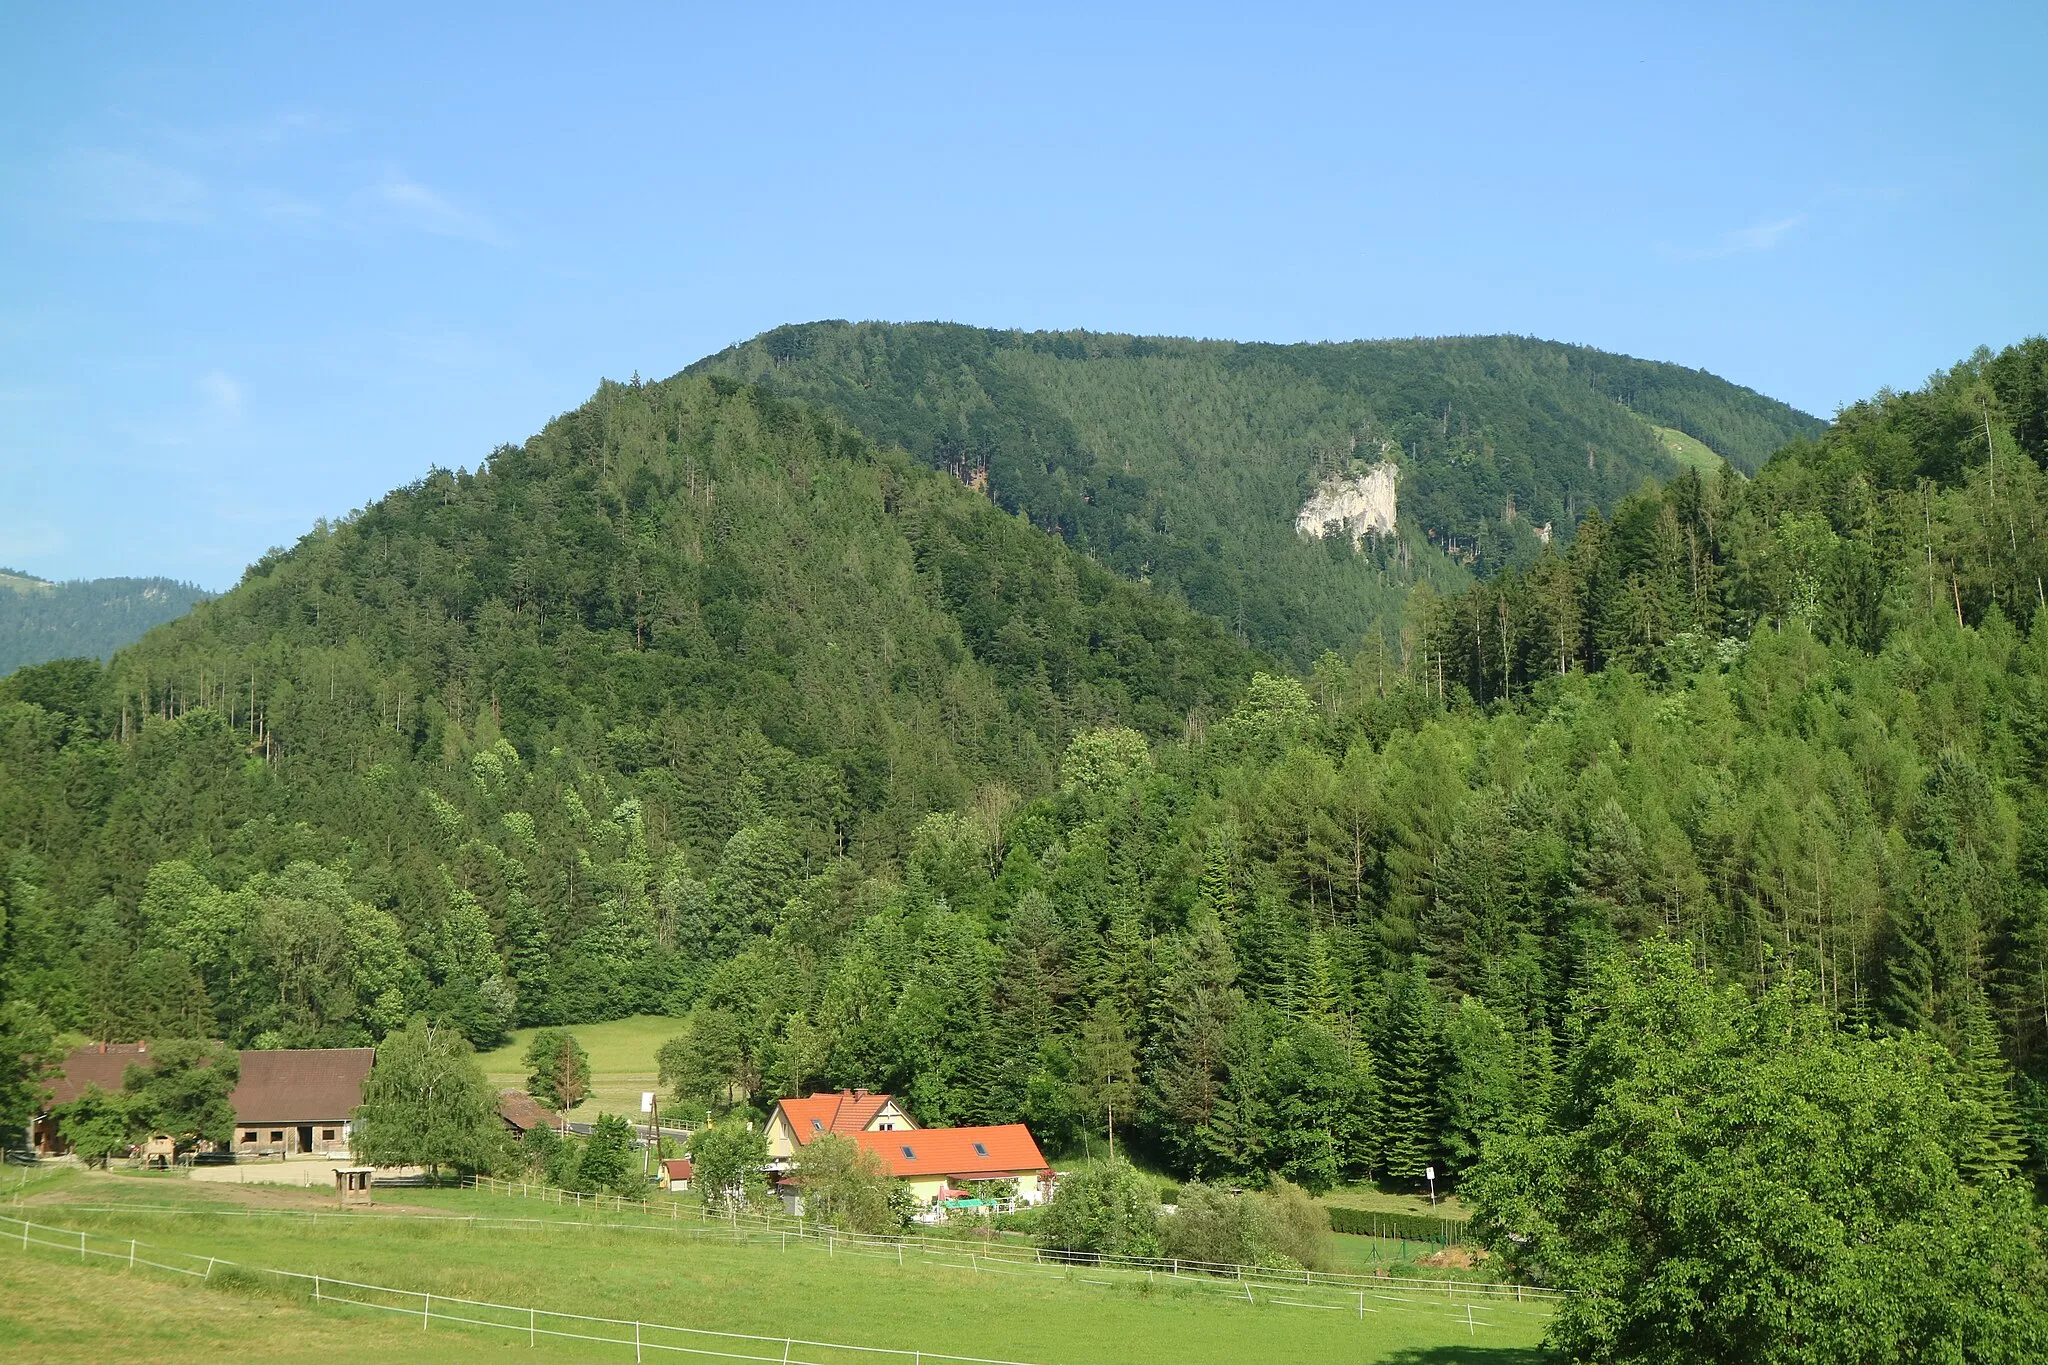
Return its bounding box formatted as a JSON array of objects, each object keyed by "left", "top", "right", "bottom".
[
  {"left": 0, "top": 571, "right": 213, "bottom": 675},
  {"left": 693, "top": 323, "right": 1824, "bottom": 666},
  {"left": 6, "top": 333, "right": 2048, "bottom": 1350}
]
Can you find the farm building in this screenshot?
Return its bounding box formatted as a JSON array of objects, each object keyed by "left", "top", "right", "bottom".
[
  {"left": 496, "top": 1088, "right": 557, "bottom": 1135},
  {"left": 764, "top": 1089, "right": 916, "bottom": 1167},
  {"left": 660, "top": 1158, "right": 693, "bottom": 1192},
  {"left": 28, "top": 1042, "right": 154, "bottom": 1155},
  {"left": 228, "top": 1048, "right": 375, "bottom": 1157}
]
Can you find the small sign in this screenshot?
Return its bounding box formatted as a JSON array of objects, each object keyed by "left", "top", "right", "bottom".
[
  {"left": 1425, "top": 1166, "right": 1435, "bottom": 1181},
  {"left": 641, "top": 1092, "right": 655, "bottom": 1113}
]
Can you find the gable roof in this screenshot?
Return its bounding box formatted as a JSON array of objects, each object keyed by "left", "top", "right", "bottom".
[
  {"left": 229, "top": 1048, "right": 375, "bottom": 1123},
  {"left": 496, "top": 1089, "right": 555, "bottom": 1133},
  {"left": 853, "top": 1123, "right": 1050, "bottom": 1179},
  {"left": 41, "top": 1044, "right": 154, "bottom": 1110},
  {"left": 773, "top": 1090, "right": 908, "bottom": 1145}
]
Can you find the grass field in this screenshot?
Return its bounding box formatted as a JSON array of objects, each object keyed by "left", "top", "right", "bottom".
[
  {"left": 1, "top": 1169, "right": 1550, "bottom": 1364},
  {"left": 1646, "top": 423, "right": 1728, "bottom": 478},
  {"left": 479, "top": 1015, "right": 680, "bottom": 1122},
  {"left": 1318, "top": 1184, "right": 1470, "bottom": 1221}
]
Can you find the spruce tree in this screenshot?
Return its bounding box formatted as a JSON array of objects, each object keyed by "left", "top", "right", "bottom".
[
  {"left": 1952, "top": 989, "right": 2025, "bottom": 1181},
  {"left": 1379, "top": 958, "right": 1442, "bottom": 1183},
  {"left": 1148, "top": 914, "right": 1244, "bottom": 1172}
]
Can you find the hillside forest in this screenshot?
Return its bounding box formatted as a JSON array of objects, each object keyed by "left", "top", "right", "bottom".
[
  {"left": 0, "top": 570, "right": 213, "bottom": 675},
  {"left": 695, "top": 324, "right": 1823, "bottom": 667},
  {"left": 3, "top": 335, "right": 2048, "bottom": 1217}
]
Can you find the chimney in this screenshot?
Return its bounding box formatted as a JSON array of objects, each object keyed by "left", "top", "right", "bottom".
[{"left": 853, "top": 1088, "right": 868, "bottom": 1099}]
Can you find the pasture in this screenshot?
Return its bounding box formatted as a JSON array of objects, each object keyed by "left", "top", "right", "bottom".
[
  {"left": 1, "top": 1169, "right": 1550, "bottom": 1364},
  {"left": 478, "top": 1015, "right": 679, "bottom": 1122}
]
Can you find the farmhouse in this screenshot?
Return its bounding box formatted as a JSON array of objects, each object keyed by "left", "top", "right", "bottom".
[
  {"left": 228, "top": 1048, "right": 375, "bottom": 1157},
  {"left": 854, "top": 1123, "right": 1054, "bottom": 1209},
  {"left": 763, "top": 1088, "right": 916, "bottom": 1166}
]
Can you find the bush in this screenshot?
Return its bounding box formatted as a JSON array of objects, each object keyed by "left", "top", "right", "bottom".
[
  {"left": 993, "top": 1206, "right": 1044, "bottom": 1234},
  {"left": 792, "top": 1134, "right": 902, "bottom": 1233},
  {"left": 1160, "top": 1182, "right": 1267, "bottom": 1266},
  {"left": 1158, "top": 1178, "right": 1333, "bottom": 1272},
  {"left": 1037, "top": 1157, "right": 1159, "bottom": 1258},
  {"left": 1256, "top": 1178, "right": 1332, "bottom": 1272}
]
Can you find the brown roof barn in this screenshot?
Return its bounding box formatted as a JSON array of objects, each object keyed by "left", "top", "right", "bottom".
[
  {"left": 30, "top": 1043, "right": 158, "bottom": 1154},
  {"left": 496, "top": 1089, "right": 556, "bottom": 1134},
  {"left": 229, "top": 1048, "right": 374, "bottom": 1157}
]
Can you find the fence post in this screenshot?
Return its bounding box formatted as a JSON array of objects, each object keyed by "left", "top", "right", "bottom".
[
  {"left": 424, "top": 1292, "right": 431, "bottom": 1330},
  {"left": 80, "top": 1229, "right": 86, "bottom": 1262},
  {"left": 129, "top": 1238, "right": 136, "bottom": 1269},
  {"left": 635, "top": 1320, "right": 642, "bottom": 1362},
  {"left": 205, "top": 1256, "right": 215, "bottom": 1279},
  {"left": 315, "top": 1273, "right": 321, "bottom": 1303}
]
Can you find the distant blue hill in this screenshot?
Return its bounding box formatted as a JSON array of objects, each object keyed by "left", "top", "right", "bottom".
[{"left": 0, "top": 567, "right": 214, "bottom": 676}]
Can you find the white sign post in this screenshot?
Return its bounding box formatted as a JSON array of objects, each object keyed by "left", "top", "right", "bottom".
[{"left": 1425, "top": 1165, "right": 1436, "bottom": 1207}]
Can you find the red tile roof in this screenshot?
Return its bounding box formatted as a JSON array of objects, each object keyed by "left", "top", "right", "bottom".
[
  {"left": 41, "top": 1044, "right": 154, "bottom": 1110},
  {"left": 854, "top": 1124, "right": 1050, "bottom": 1179},
  {"left": 774, "top": 1091, "right": 905, "bottom": 1145},
  {"left": 229, "top": 1048, "right": 375, "bottom": 1123},
  {"left": 662, "top": 1158, "right": 694, "bottom": 1180},
  {"left": 496, "top": 1089, "right": 555, "bottom": 1132}
]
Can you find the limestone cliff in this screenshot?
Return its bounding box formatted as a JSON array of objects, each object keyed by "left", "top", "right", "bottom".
[{"left": 1295, "top": 461, "right": 1398, "bottom": 547}]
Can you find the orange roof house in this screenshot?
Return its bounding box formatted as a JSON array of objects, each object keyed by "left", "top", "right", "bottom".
[
  {"left": 853, "top": 1123, "right": 1051, "bottom": 1184},
  {"left": 764, "top": 1089, "right": 915, "bottom": 1162}
]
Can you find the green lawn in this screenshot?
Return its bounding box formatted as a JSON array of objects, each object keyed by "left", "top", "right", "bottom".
[
  {"left": 4, "top": 1170, "right": 1550, "bottom": 1363},
  {"left": 1319, "top": 1182, "right": 1470, "bottom": 1221},
  {"left": 478, "top": 1015, "right": 680, "bottom": 1123}
]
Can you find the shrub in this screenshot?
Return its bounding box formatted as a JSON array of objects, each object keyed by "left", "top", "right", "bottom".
[
  {"left": 1255, "top": 1178, "right": 1332, "bottom": 1272},
  {"left": 1037, "top": 1157, "right": 1159, "bottom": 1258}
]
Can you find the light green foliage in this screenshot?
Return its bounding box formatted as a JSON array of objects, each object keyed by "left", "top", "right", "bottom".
[
  {"left": 51, "top": 1085, "right": 129, "bottom": 1166},
  {"left": 573, "top": 1112, "right": 638, "bottom": 1194},
  {"left": 522, "top": 1028, "right": 591, "bottom": 1113},
  {"left": 120, "top": 1038, "right": 238, "bottom": 1149},
  {"left": 1159, "top": 1178, "right": 1335, "bottom": 1271},
  {"left": 350, "top": 1017, "right": 501, "bottom": 1173},
  {"left": 688, "top": 1118, "right": 769, "bottom": 1213},
  {"left": 1470, "top": 940, "right": 2048, "bottom": 1362},
  {"left": 1058, "top": 726, "right": 1152, "bottom": 794},
  {"left": 790, "top": 1132, "right": 903, "bottom": 1233},
  {"left": 1036, "top": 1157, "right": 1160, "bottom": 1257}
]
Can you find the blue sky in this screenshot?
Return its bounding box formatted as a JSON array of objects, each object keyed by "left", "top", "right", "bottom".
[{"left": 3, "top": 2, "right": 2043, "bottom": 589}]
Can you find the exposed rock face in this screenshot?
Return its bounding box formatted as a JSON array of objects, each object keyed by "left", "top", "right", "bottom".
[{"left": 1296, "top": 461, "right": 1398, "bottom": 547}]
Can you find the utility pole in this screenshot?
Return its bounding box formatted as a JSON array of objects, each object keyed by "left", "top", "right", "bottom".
[{"left": 1107, "top": 1100, "right": 1115, "bottom": 1163}]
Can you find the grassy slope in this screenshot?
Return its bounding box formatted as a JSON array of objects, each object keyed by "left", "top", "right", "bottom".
[
  {"left": 478, "top": 1015, "right": 677, "bottom": 1122},
  {"left": 4, "top": 1172, "right": 1546, "bottom": 1363},
  {"left": 1645, "top": 422, "right": 1728, "bottom": 478}
]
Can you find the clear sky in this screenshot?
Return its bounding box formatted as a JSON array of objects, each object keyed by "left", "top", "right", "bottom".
[{"left": 3, "top": 2, "right": 2043, "bottom": 588}]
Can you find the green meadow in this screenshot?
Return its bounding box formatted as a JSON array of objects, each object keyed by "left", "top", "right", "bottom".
[
  {"left": 479, "top": 1016, "right": 680, "bottom": 1124},
  {"left": 0, "top": 1170, "right": 1548, "bottom": 1364}
]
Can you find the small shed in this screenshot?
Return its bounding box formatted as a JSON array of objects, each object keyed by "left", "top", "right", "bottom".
[
  {"left": 335, "top": 1167, "right": 375, "bottom": 1207},
  {"left": 660, "top": 1158, "right": 693, "bottom": 1192}
]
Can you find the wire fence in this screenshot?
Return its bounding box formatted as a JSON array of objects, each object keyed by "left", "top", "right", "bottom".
[
  {"left": 0, "top": 1210, "right": 1052, "bottom": 1364},
  {"left": 466, "top": 1176, "right": 1566, "bottom": 1306}
]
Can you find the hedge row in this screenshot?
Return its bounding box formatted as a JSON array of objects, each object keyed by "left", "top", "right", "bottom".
[{"left": 1325, "top": 1206, "right": 1470, "bottom": 1245}]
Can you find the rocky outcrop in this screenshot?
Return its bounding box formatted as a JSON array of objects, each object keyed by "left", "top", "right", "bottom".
[{"left": 1296, "top": 461, "right": 1398, "bottom": 547}]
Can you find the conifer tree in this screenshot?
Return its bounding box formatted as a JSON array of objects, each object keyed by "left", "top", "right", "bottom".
[
  {"left": 1148, "top": 915, "right": 1244, "bottom": 1172},
  {"left": 1380, "top": 958, "right": 1442, "bottom": 1183},
  {"left": 1952, "top": 987, "right": 2026, "bottom": 1181}
]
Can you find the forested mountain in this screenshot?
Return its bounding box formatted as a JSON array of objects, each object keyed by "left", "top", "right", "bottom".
[
  {"left": 0, "top": 570, "right": 212, "bottom": 674},
  {"left": 5, "top": 333, "right": 2048, "bottom": 1233},
  {"left": 0, "top": 373, "right": 1251, "bottom": 1045},
  {"left": 692, "top": 323, "right": 1824, "bottom": 666}
]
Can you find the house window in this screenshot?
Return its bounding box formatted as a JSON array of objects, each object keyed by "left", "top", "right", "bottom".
[
  {"left": 242, "top": 1131, "right": 256, "bottom": 1142},
  {"left": 810, "top": 1119, "right": 822, "bottom": 1131},
  {"left": 900, "top": 1146, "right": 916, "bottom": 1160},
  {"left": 878, "top": 1122, "right": 894, "bottom": 1131},
  {"left": 973, "top": 1142, "right": 989, "bottom": 1157},
  {"left": 270, "top": 1131, "right": 283, "bottom": 1142},
  {"left": 321, "top": 1129, "right": 336, "bottom": 1141}
]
